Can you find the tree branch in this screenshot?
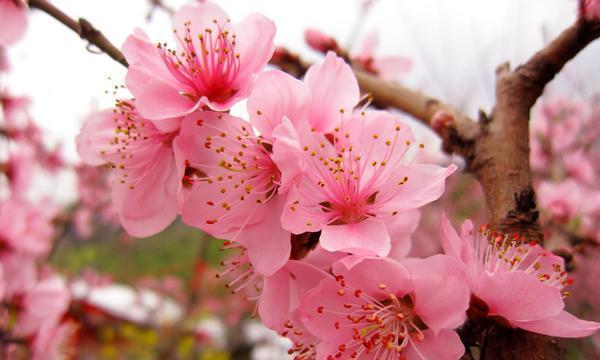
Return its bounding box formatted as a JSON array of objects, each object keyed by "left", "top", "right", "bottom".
[
  {"left": 474, "top": 17, "right": 600, "bottom": 360},
  {"left": 28, "top": 0, "right": 128, "bottom": 67}
]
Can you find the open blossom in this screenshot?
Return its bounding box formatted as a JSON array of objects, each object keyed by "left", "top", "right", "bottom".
[
  {"left": 122, "top": 2, "right": 275, "bottom": 121},
  {"left": 440, "top": 213, "right": 600, "bottom": 338},
  {"left": 352, "top": 30, "right": 412, "bottom": 82},
  {"left": 278, "top": 110, "right": 456, "bottom": 257},
  {"left": 76, "top": 100, "right": 179, "bottom": 237},
  {"left": 0, "top": 197, "right": 56, "bottom": 257},
  {"left": 174, "top": 111, "right": 289, "bottom": 275},
  {"left": 0, "top": 0, "right": 28, "bottom": 47},
  {"left": 299, "top": 255, "right": 469, "bottom": 359}
]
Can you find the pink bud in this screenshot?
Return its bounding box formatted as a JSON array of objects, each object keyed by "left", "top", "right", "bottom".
[
  {"left": 582, "top": 0, "right": 600, "bottom": 20},
  {"left": 304, "top": 28, "right": 338, "bottom": 53},
  {"left": 431, "top": 111, "right": 454, "bottom": 131}
]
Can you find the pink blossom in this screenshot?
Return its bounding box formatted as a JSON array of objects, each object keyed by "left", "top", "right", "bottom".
[
  {"left": 537, "top": 180, "right": 582, "bottom": 222},
  {"left": 13, "top": 276, "right": 70, "bottom": 337},
  {"left": 583, "top": 0, "right": 600, "bottom": 20},
  {"left": 76, "top": 100, "right": 179, "bottom": 237},
  {"left": 563, "top": 150, "right": 596, "bottom": 184},
  {"left": 174, "top": 111, "right": 290, "bottom": 275},
  {"left": 31, "top": 321, "right": 78, "bottom": 360},
  {"left": 304, "top": 28, "right": 338, "bottom": 53},
  {"left": 249, "top": 53, "right": 360, "bottom": 137},
  {"left": 122, "top": 2, "right": 275, "bottom": 121},
  {"left": 1, "top": 252, "right": 37, "bottom": 298},
  {"left": 278, "top": 110, "right": 456, "bottom": 257},
  {"left": 440, "top": 214, "right": 600, "bottom": 338},
  {"left": 0, "top": 198, "right": 56, "bottom": 257},
  {"left": 532, "top": 98, "right": 587, "bottom": 153},
  {"left": 0, "top": 0, "right": 28, "bottom": 47},
  {"left": 259, "top": 260, "right": 330, "bottom": 358},
  {"left": 299, "top": 255, "right": 469, "bottom": 359},
  {"left": 353, "top": 30, "right": 412, "bottom": 82}
]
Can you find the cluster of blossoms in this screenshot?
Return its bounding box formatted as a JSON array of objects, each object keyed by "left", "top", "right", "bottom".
[
  {"left": 74, "top": 3, "right": 600, "bottom": 359},
  {"left": 0, "top": 17, "right": 75, "bottom": 358},
  {"left": 530, "top": 97, "right": 600, "bottom": 244}
]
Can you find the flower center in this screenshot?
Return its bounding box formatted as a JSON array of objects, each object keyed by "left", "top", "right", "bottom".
[
  {"left": 303, "top": 120, "right": 410, "bottom": 225},
  {"left": 159, "top": 19, "right": 241, "bottom": 103},
  {"left": 477, "top": 227, "right": 573, "bottom": 295},
  {"left": 318, "top": 277, "right": 426, "bottom": 359}
]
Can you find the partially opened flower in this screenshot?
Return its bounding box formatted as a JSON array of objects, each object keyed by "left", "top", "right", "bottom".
[
  {"left": 440, "top": 213, "right": 600, "bottom": 338},
  {"left": 278, "top": 110, "right": 456, "bottom": 257},
  {"left": 174, "top": 111, "right": 290, "bottom": 275},
  {"left": 0, "top": 0, "right": 28, "bottom": 47},
  {"left": 76, "top": 100, "right": 179, "bottom": 237},
  {"left": 123, "top": 2, "right": 275, "bottom": 121},
  {"left": 299, "top": 255, "right": 469, "bottom": 359}
]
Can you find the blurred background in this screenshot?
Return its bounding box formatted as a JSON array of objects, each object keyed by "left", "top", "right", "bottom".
[{"left": 1, "top": 0, "right": 599, "bottom": 358}]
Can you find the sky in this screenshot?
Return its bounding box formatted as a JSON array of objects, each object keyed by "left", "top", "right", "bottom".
[{"left": 2, "top": 0, "right": 599, "bottom": 201}]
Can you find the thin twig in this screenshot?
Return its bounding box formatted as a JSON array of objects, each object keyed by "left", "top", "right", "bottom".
[{"left": 28, "top": 0, "right": 128, "bottom": 67}]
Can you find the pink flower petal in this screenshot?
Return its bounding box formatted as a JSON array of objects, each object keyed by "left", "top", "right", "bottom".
[
  {"left": 405, "top": 329, "right": 465, "bottom": 360},
  {"left": 410, "top": 255, "right": 470, "bottom": 334},
  {"left": 233, "top": 13, "right": 276, "bottom": 77},
  {"left": 378, "top": 164, "right": 458, "bottom": 212},
  {"left": 512, "top": 311, "right": 600, "bottom": 338},
  {"left": 0, "top": 0, "right": 28, "bottom": 46},
  {"left": 111, "top": 149, "right": 179, "bottom": 237},
  {"left": 478, "top": 271, "right": 564, "bottom": 322},
  {"left": 136, "top": 79, "right": 198, "bottom": 120},
  {"left": 304, "top": 52, "right": 359, "bottom": 133},
  {"left": 320, "top": 218, "right": 391, "bottom": 257},
  {"left": 76, "top": 110, "right": 116, "bottom": 166},
  {"left": 271, "top": 118, "right": 306, "bottom": 194},
  {"left": 333, "top": 256, "right": 413, "bottom": 299},
  {"left": 248, "top": 70, "right": 310, "bottom": 141},
  {"left": 241, "top": 197, "right": 291, "bottom": 276}
]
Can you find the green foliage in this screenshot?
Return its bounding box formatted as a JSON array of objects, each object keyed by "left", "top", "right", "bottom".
[{"left": 51, "top": 221, "right": 225, "bottom": 284}]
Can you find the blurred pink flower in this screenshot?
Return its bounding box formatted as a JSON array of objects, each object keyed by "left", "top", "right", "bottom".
[
  {"left": 299, "top": 255, "right": 469, "bottom": 359},
  {"left": 31, "top": 321, "right": 78, "bottom": 360},
  {"left": 0, "top": 198, "right": 56, "bottom": 257},
  {"left": 304, "top": 28, "right": 338, "bottom": 53},
  {"left": 583, "top": 0, "right": 600, "bottom": 19},
  {"left": 1, "top": 252, "right": 37, "bottom": 298},
  {"left": 440, "top": 214, "right": 600, "bottom": 338},
  {"left": 278, "top": 110, "right": 456, "bottom": 257},
  {"left": 564, "top": 150, "right": 596, "bottom": 184},
  {"left": 13, "top": 276, "right": 70, "bottom": 337},
  {"left": 0, "top": 0, "right": 28, "bottom": 47},
  {"left": 76, "top": 100, "right": 179, "bottom": 237},
  {"left": 174, "top": 111, "right": 289, "bottom": 276},
  {"left": 537, "top": 180, "right": 582, "bottom": 222},
  {"left": 353, "top": 30, "right": 413, "bottom": 82},
  {"left": 532, "top": 98, "right": 587, "bottom": 153},
  {"left": 123, "top": 2, "right": 275, "bottom": 121}
]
